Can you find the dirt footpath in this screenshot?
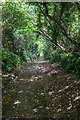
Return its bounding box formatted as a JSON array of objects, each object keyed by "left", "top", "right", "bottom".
[{"left": 2, "top": 60, "right": 80, "bottom": 119}]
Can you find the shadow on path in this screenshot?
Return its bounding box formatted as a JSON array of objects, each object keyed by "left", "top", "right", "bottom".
[{"left": 2, "top": 59, "right": 80, "bottom": 119}]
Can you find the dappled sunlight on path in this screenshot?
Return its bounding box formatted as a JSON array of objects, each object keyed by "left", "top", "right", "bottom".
[{"left": 2, "top": 59, "right": 80, "bottom": 119}]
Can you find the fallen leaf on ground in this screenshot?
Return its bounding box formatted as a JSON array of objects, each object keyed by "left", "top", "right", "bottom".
[{"left": 14, "top": 100, "right": 21, "bottom": 105}]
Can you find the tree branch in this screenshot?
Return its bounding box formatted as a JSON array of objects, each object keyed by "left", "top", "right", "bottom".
[{"left": 37, "top": 3, "right": 53, "bottom": 30}]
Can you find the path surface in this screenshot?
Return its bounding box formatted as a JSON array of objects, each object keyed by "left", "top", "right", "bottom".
[{"left": 2, "top": 59, "right": 80, "bottom": 119}]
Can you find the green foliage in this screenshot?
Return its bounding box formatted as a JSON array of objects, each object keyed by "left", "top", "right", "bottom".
[
  {"left": 43, "top": 43, "right": 52, "bottom": 60},
  {"left": 50, "top": 50, "right": 61, "bottom": 63},
  {"left": 2, "top": 2, "right": 80, "bottom": 75},
  {"left": 2, "top": 48, "right": 20, "bottom": 70},
  {"left": 20, "top": 50, "right": 31, "bottom": 62},
  {"left": 48, "top": 50, "right": 80, "bottom": 74},
  {"left": 43, "top": 45, "right": 61, "bottom": 63},
  {"left": 2, "top": 2, "right": 38, "bottom": 71},
  {"left": 43, "top": 41, "right": 80, "bottom": 74},
  {"left": 61, "top": 53, "right": 80, "bottom": 74}
]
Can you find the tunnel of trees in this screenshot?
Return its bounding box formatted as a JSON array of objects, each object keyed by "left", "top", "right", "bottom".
[
  {"left": 1, "top": 2, "right": 80, "bottom": 119},
  {"left": 2, "top": 2, "right": 80, "bottom": 74}
]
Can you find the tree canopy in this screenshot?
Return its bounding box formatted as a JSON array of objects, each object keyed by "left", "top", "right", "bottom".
[{"left": 2, "top": 2, "right": 80, "bottom": 74}]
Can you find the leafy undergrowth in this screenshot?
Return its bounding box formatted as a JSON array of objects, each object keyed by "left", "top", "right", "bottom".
[
  {"left": 45, "top": 49, "right": 80, "bottom": 75},
  {"left": 60, "top": 52, "right": 80, "bottom": 75},
  {"left": 2, "top": 48, "right": 20, "bottom": 71}
]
